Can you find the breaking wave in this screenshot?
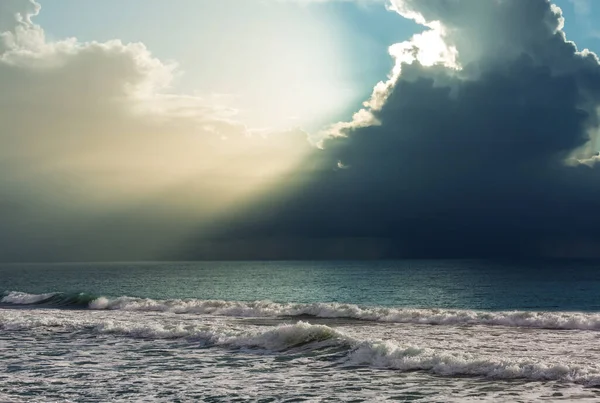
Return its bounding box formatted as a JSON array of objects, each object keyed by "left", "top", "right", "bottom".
[
  {"left": 97, "top": 320, "right": 345, "bottom": 352},
  {"left": 345, "top": 340, "right": 600, "bottom": 385},
  {"left": 5, "top": 290, "right": 600, "bottom": 331},
  {"left": 0, "top": 310, "right": 346, "bottom": 351},
  {"left": 1, "top": 291, "right": 99, "bottom": 308},
  {"left": 1, "top": 310, "right": 600, "bottom": 386}
]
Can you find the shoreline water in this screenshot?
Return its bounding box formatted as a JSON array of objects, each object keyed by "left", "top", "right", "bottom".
[{"left": 3, "top": 261, "right": 600, "bottom": 401}]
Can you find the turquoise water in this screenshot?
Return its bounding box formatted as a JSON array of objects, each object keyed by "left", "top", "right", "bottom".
[
  {"left": 5, "top": 260, "right": 600, "bottom": 402},
  {"left": 2, "top": 260, "right": 600, "bottom": 310}
]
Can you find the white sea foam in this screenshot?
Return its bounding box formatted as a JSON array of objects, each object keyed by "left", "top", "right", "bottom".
[
  {"left": 6, "top": 291, "right": 600, "bottom": 331},
  {"left": 95, "top": 320, "right": 344, "bottom": 351},
  {"left": 346, "top": 340, "right": 600, "bottom": 385},
  {"left": 0, "top": 309, "right": 346, "bottom": 351},
  {"left": 2, "top": 308, "right": 600, "bottom": 387},
  {"left": 89, "top": 295, "right": 600, "bottom": 331},
  {"left": 11, "top": 308, "right": 599, "bottom": 402},
  {"left": 1, "top": 291, "right": 55, "bottom": 304}
]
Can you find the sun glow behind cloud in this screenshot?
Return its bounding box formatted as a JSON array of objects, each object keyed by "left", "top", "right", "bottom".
[
  {"left": 319, "top": 1, "right": 460, "bottom": 141},
  {"left": 0, "top": 0, "right": 319, "bottom": 260},
  {"left": 173, "top": 0, "right": 358, "bottom": 133},
  {"left": 5, "top": 0, "right": 600, "bottom": 261},
  {"left": 389, "top": 22, "right": 459, "bottom": 70}
]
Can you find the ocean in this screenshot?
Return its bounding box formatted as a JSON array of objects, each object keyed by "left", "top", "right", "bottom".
[{"left": 3, "top": 260, "right": 600, "bottom": 402}]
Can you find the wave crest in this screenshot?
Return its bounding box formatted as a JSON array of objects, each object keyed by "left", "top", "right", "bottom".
[
  {"left": 96, "top": 320, "right": 344, "bottom": 351},
  {"left": 346, "top": 340, "right": 600, "bottom": 384},
  {"left": 6, "top": 291, "right": 600, "bottom": 331},
  {"left": 2, "top": 309, "right": 600, "bottom": 386},
  {"left": 1, "top": 291, "right": 98, "bottom": 308}
]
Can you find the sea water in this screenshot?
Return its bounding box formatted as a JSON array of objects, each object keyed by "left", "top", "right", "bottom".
[{"left": 3, "top": 260, "right": 600, "bottom": 401}]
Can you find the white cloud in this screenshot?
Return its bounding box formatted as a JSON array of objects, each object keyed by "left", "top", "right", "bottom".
[
  {"left": 318, "top": 0, "right": 459, "bottom": 139},
  {"left": 320, "top": 0, "right": 600, "bottom": 143},
  {"left": 0, "top": 0, "right": 312, "bottom": 260}
]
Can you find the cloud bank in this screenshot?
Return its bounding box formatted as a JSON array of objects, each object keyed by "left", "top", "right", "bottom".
[
  {"left": 3, "top": 0, "right": 600, "bottom": 261},
  {"left": 0, "top": 0, "right": 310, "bottom": 261},
  {"left": 207, "top": 0, "right": 600, "bottom": 259}
]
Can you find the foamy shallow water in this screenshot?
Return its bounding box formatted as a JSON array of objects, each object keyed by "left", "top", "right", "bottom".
[{"left": 3, "top": 305, "right": 600, "bottom": 402}]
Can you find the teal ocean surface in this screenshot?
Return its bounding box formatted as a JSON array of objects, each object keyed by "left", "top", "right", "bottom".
[
  {"left": 3, "top": 260, "right": 600, "bottom": 402},
  {"left": 3, "top": 260, "right": 600, "bottom": 310}
]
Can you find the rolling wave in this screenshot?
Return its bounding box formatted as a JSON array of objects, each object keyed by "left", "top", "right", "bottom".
[
  {"left": 345, "top": 340, "right": 600, "bottom": 384},
  {"left": 1, "top": 311, "right": 599, "bottom": 386},
  {"left": 1, "top": 291, "right": 99, "bottom": 308},
  {"left": 5, "top": 290, "right": 600, "bottom": 331}
]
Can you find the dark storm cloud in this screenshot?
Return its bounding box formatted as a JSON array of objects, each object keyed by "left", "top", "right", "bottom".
[
  {"left": 4, "top": 0, "right": 600, "bottom": 261},
  {"left": 200, "top": 0, "right": 600, "bottom": 259}
]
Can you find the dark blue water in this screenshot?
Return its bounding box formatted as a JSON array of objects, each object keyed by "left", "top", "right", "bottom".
[{"left": 2, "top": 260, "right": 600, "bottom": 311}]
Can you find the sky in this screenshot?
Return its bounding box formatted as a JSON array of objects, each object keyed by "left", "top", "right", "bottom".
[
  {"left": 35, "top": 0, "right": 423, "bottom": 131},
  {"left": 31, "top": 0, "right": 600, "bottom": 130},
  {"left": 2, "top": 0, "right": 600, "bottom": 261}
]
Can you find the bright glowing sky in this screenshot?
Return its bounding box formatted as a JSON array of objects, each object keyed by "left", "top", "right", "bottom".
[
  {"left": 34, "top": 0, "right": 600, "bottom": 132},
  {"left": 33, "top": 0, "right": 419, "bottom": 131},
  {"left": 4, "top": 0, "right": 600, "bottom": 261}
]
